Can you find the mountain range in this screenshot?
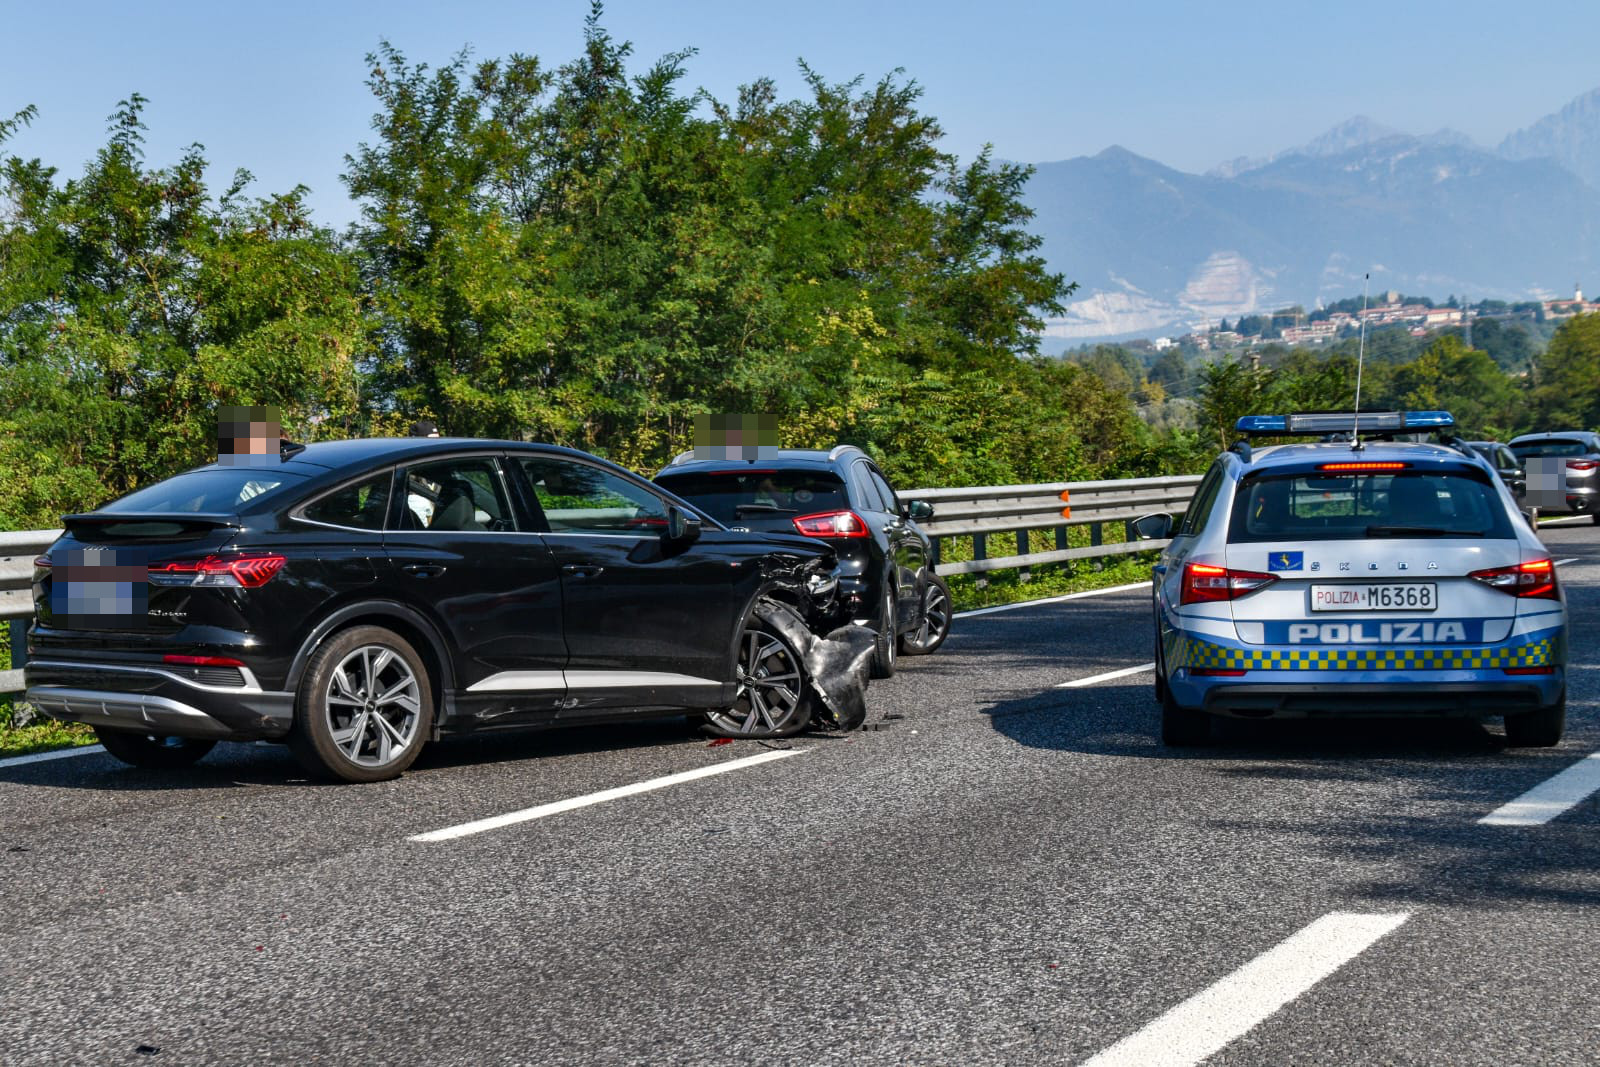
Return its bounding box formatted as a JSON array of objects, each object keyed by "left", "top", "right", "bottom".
[{"left": 1029, "top": 89, "right": 1600, "bottom": 345}]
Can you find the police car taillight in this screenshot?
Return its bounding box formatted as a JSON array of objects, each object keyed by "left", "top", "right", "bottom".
[
  {"left": 1468, "top": 559, "right": 1558, "bottom": 600},
  {"left": 1180, "top": 562, "right": 1278, "bottom": 604}
]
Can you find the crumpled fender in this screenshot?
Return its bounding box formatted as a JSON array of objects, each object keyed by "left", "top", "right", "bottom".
[{"left": 754, "top": 600, "right": 877, "bottom": 731}]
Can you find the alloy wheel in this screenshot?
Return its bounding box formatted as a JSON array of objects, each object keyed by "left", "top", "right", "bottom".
[
  {"left": 323, "top": 644, "right": 423, "bottom": 767},
  {"left": 710, "top": 624, "right": 806, "bottom": 735},
  {"left": 906, "top": 582, "right": 950, "bottom": 652}
]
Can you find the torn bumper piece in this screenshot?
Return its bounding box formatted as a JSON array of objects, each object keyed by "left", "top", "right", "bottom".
[{"left": 756, "top": 602, "right": 876, "bottom": 731}]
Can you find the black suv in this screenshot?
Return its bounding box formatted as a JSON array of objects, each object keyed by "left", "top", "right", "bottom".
[
  {"left": 26, "top": 438, "right": 846, "bottom": 782},
  {"left": 654, "top": 446, "right": 951, "bottom": 677}
]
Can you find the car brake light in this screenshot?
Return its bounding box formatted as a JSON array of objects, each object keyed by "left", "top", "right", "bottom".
[
  {"left": 1566, "top": 460, "right": 1598, "bottom": 471},
  {"left": 1317, "top": 462, "right": 1408, "bottom": 472},
  {"left": 1180, "top": 562, "right": 1278, "bottom": 604},
  {"left": 148, "top": 554, "right": 286, "bottom": 588},
  {"left": 792, "top": 510, "right": 870, "bottom": 539},
  {"left": 163, "top": 654, "right": 246, "bottom": 668},
  {"left": 1469, "top": 558, "right": 1557, "bottom": 600}
]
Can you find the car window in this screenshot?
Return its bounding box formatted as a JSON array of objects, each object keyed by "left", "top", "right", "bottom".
[
  {"left": 100, "top": 469, "right": 305, "bottom": 514},
  {"left": 1178, "top": 464, "right": 1225, "bottom": 537},
  {"left": 1496, "top": 446, "right": 1518, "bottom": 471},
  {"left": 868, "top": 469, "right": 899, "bottom": 515},
  {"left": 300, "top": 471, "right": 393, "bottom": 530},
  {"left": 1228, "top": 468, "right": 1513, "bottom": 542},
  {"left": 518, "top": 457, "right": 667, "bottom": 533},
  {"left": 654, "top": 469, "right": 848, "bottom": 526},
  {"left": 400, "top": 458, "right": 513, "bottom": 532},
  {"left": 851, "top": 463, "right": 886, "bottom": 512},
  {"left": 1512, "top": 438, "right": 1591, "bottom": 458}
]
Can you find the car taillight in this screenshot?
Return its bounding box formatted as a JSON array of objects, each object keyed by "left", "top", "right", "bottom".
[
  {"left": 792, "top": 510, "right": 870, "bottom": 539},
  {"left": 1180, "top": 562, "right": 1278, "bottom": 604},
  {"left": 148, "top": 554, "right": 286, "bottom": 588},
  {"left": 1566, "top": 460, "right": 1598, "bottom": 472},
  {"left": 1469, "top": 558, "right": 1558, "bottom": 599},
  {"left": 33, "top": 555, "right": 51, "bottom": 570}
]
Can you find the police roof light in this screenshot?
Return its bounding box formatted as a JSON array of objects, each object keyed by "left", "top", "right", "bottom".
[{"left": 1234, "top": 411, "right": 1455, "bottom": 435}]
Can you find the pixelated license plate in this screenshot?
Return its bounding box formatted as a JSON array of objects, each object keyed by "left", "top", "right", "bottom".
[{"left": 1310, "top": 582, "right": 1437, "bottom": 612}]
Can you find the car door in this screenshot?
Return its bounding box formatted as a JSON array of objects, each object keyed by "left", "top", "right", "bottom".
[
  {"left": 508, "top": 454, "right": 741, "bottom": 712},
  {"left": 382, "top": 453, "right": 568, "bottom": 726},
  {"left": 867, "top": 465, "right": 928, "bottom": 630}
]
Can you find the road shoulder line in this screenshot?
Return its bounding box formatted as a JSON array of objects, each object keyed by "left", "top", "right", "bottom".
[
  {"left": 1479, "top": 750, "right": 1600, "bottom": 826},
  {"left": 955, "top": 580, "right": 1150, "bottom": 620},
  {"left": 0, "top": 744, "right": 105, "bottom": 770},
  {"left": 1056, "top": 663, "right": 1155, "bottom": 689}
]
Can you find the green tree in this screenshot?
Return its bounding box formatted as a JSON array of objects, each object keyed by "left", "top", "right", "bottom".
[{"left": 1529, "top": 313, "right": 1600, "bottom": 430}]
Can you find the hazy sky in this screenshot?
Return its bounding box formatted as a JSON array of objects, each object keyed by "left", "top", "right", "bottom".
[{"left": 5, "top": 0, "right": 1599, "bottom": 228}]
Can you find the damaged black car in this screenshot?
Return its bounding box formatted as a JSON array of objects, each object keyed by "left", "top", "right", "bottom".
[{"left": 25, "top": 438, "right": 874, "bottom": 783}]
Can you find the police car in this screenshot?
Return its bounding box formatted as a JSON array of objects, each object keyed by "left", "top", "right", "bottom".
[{"left": 1136, "top": 411, "right": 1566, "bottom": 747}]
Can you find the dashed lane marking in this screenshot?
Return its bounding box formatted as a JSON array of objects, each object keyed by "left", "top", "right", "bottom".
[
  {"left": 0, "top": 745, "right": 105, "bottom": 770},
  {"left": 409, "top": 748, "right": 806, "bottom": 842},
  {"left": 1080, "top": 911, "right": 1412, "bottom": 1067},
  {"left": 1056, "top": 663, "right": 1156, "bottom": 689},
  {"left": 1479, "top": 749, "right": 1600, "bottom": 826},
  {"left": 954, "top": 581, "right": 1150, "bottom": 620},
  {"left": 1554, "top": 557, "right": 1579, "bottom": 566}
]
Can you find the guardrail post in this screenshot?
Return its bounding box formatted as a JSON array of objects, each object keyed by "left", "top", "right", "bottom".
[
  {"left": 1015, "top": 529, "right": 1030, "bottom": 583},
  {"left": 1090, "top": 522, "right": 1103, "bottom": 571},
  {"left": 930, "top": 536, "right": 941, "bottom": 568},
  {"left": 973, "top": 533, "right": 988, "bottom": 589}
]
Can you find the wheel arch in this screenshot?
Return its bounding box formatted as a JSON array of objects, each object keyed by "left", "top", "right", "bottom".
[{"left": 286, "top": 600, "right": 457, "bottom": 733}]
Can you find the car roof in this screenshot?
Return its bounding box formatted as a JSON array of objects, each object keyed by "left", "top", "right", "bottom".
[
  {"left": 1244, "top": 439, "right": 1477, "bottom": 471},
  {"left": 184, "top": 437, "right": 609, "bottom": 476},
  {"left": 1509, "top": 431, "right": 1597, "bottom": 443},
  {"left": 655, "top": 447, "right": 864, "bottom": 478}
]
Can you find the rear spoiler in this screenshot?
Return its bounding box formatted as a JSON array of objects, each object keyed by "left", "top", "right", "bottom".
[{"left": 60, "top": 512, "right": 241, "bottom": 540}]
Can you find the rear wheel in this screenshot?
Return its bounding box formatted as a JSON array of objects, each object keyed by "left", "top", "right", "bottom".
[
  {"left": 94, "top": 728, "right": 216, "bottom": 769},
  {"left": 1590, "top": 512, "right": 1599, "bottom": 526},
  {"left": 899, "top": 576, "right": 952, "bottom": 656},
  {"left": 289, "top": 625, "right": 433, "bottom": 783},
  {"left": 705, "top": 607, "right": 813, "bottom": 738},
  {"left": 870, "top": 582, "right": 898, "bottom": 679},
  {"left": 1160, "top": 687, "right": 1210, "bottom": 746},
  {"left": 1505, "top": 692, "right": 1565, "bottom": 747}
]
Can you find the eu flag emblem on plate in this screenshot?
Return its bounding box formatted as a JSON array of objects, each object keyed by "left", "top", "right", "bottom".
[{"left": 1268, "top": 551, "right": 1303, "bottom": 572}]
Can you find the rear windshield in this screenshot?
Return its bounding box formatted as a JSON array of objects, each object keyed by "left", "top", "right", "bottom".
[
  {"left": 1511, "top": 438, "right": 1590, "bottom": 458},
  {"left": 100, "top": 468, "right": 305, "bottom": 514},
  {"left": 656, "top": 469, "right": 849, "bottom": 526},
  {"left": 1228, "top": 468, "right": 1514, "bottom": 542}
]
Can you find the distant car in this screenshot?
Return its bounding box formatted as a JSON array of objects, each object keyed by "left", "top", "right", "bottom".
[
  {"left": 654, "top": 446, "right": 951, "bottom": 677},
  {"left": 1465, "top": 441, "right": 1526, "bottom": 500},
  {"left": 1134, "top": 410, "right": 1566, "bottom": 748},
  {"left": 26, "top": 438, "right": 849, "bottom": 782},
  {"left": 1508, "top": 431, "right": 1600, "bottom": 523}
]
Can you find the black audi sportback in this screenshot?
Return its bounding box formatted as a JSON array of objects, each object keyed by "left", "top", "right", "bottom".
[
  {"left": 26, "top": 439, "right": 846, "bottom": 782},
  {"left": 654, "top": 445, "right": 951, "bottom": 678}
]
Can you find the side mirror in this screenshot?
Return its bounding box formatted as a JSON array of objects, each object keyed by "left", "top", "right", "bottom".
[
  {"left": 901, "top": 500, "right": 935, "bottom": 522},
  {"left": 1131, "top": 512, "right": 1174, "bottom": 541},
  {"left": 665, "top": 505, "right": 702, "bottom": 544}
]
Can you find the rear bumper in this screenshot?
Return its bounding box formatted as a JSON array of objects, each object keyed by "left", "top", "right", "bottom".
[
  {"left": 24, "top": 660, "right": 294, "bottom": 740},
  {"left": 1193, "top": 678, "right": 1561, "bottom": 718}
]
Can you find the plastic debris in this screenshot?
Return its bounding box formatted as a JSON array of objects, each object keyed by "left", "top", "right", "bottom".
[
  {"left": 135, "top": 1046, "right": 161, "bottom": 1056},
  {"left": 755, "top": 603, "right": 876, "bottom": 730}
]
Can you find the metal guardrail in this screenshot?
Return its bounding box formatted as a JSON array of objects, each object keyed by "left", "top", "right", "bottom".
[
  {"left": 903, "top": 475, "right": 1202, "bottom": 578},
  {"left": 0, "top": 473, "right": 1206, "bottom": 699}
]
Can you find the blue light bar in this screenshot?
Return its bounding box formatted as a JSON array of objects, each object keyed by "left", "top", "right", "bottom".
[{"left": 1234, "top": 411, "right": 1455, "bottom": 435}]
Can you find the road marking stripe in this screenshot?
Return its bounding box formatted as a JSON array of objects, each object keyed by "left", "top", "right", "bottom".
[
  {"left": 0, "top": 744, "right": 105, "bottom": 769},
  {"left": 1538, "top": 516, "right": 1589, "bottom": 526},
  {"left": 1554, "top": 557, "right": 1579, "bottom": 566},
  {"left": 1081, "top": 911, "right": 1411, "bottom": 1067},
  {"left": 1056, "top": 663, "right": 1155, "bottom": 689},
  {"left": 409, "top": 748, "right": 805, "bottom": 843},
  {"left": 1479, "top": 750, "right": 1600, "bottom": 826},
  {"left": 954, "top": 580, "right": 1150, "bottom": 620}
]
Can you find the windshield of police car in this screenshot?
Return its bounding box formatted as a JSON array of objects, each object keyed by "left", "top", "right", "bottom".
[{"left": 1227, "top": 468, "right": 1514, "bottom": 542}]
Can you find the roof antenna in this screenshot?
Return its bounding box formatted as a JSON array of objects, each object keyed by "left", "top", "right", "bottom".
[{"left": 1351, "top": 272, "right": 1370, "bottom": 452}]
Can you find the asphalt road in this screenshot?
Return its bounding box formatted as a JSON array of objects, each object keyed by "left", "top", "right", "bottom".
[{"left": 2, "top": 525, "right": 1598, "bottom": 1065}]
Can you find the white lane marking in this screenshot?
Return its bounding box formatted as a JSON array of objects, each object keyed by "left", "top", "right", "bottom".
[
  {"left": 1056, "top": 663, "right": 1156, "bottom": 689},
  {"left": 0, "top": 744, "right": 105, "bottom": 769},
  {"left": 1554, "top": 557, "right": 1579, "bottom": 567},
  {"left": 1538, "top": 516, "right": 1589, "bottom": 526},
  {"left": 954, "top": 580, "right": 1150, "bottom": 620},
  {"left": 1082, "top": 911, "right": 1411, "bottom": 1067},
  {"left": 410, "top": 748, "right": 805, "bottom": 843},
  {"left": 1479, "top": 750, "right": 1600, "bottom": 826}
]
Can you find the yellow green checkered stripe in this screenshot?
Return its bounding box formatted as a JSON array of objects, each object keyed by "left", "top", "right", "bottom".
[{"left": 1177, "top": 637, "right": 1553, "bottom": 672}]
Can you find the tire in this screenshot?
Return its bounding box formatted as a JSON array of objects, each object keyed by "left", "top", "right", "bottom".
[
  {"left": 1590, "top": 512, "right": 1599, "bottom": 526},
  {"left": 870, "top": 581, "right": 898, "bottom": 679},
  {"left": 94, "top": 727, "right": 216, "bottom": 769},
  {"left": 289, "top": 625, "right": 434, "bottom": 783},
  {"left": 1504, "top": 692, "right": 1565, "bottom": 748},
  {"left": 1160, "top": 686, "right": 1211, "bottom": 746},
  {"left": 705, "top": 605, "right": 814, "bottom": 738},
  {"left": 899, "top": 576, "right": 952, "bottom": 656}
]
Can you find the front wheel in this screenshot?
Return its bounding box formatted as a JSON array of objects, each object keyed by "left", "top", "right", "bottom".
[
  {"left": 1505, "top": 692, "right": 1565, "bottom": 747},
  {"left": 705, "top": 607, "right": 814, "bottom": 738},
  {"left": 899, "top": 576, "right": 952, "bottom": 656},
  {"left": 94, "top": 728, "right": 216, "bottom": 769},
  {"left": 289, "top": 626, "right": 434, "bottom": 783}
]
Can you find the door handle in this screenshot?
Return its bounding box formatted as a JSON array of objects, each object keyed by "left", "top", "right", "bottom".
[
  {"left": 562, "top": 565, "right": 604, "bottom": 579},
  {"left": 402, "top": 564, "right": 447, "bottom": 579}
]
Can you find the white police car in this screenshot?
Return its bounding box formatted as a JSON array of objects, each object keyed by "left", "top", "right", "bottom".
[{"left": 1136, "top": 411, "right": 1566, "bottom": 746}]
